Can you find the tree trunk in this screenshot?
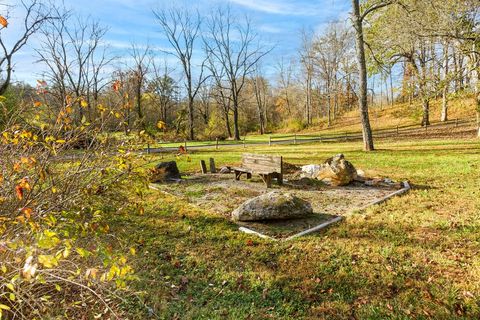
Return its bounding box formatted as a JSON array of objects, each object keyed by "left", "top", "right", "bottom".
[
  {"left": 389, "top": 69, "right": 394, "bottom": 106},
  {"left": 441, "top": 42, "right": 449, "bottom": 122},
  {"left": 136, "top": 84, "right": 144, "bottom": 129},
  {"left": 306, "top": 69, "right": 312, "bottom": 125},
  {"left": 233, "top": 102, "right": 240, "bottom": 141},
  {"left": 475, "top": 53, "right": 480, "bottom": 138},
  {"left": 422, "top": 98, "right": 430, "bottom": 126},
  {"left": 224, "top": 110, "right": 232, "bottom": 138},
  {"left": 0, "top": 58, "right": 12, "bottom": 96},
  {"left": 188, "top": 98, "right": 194, "bottom": 140},
  {"left": 351, "top": 0, "right": 374, "bottom": 151}
]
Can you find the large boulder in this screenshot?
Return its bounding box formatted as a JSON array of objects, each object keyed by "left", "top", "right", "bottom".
[
  {"left": 232, "top": 191, "right": 313, "bottom": 221},
  {"left": 301, "top": 154, "right": 357, "bottom": 186},
  {"left": 150, "top": 161, "right": 181, "bottom": 182}
]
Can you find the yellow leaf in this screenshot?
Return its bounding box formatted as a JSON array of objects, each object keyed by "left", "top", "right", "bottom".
[
  {"left": 80, "top": 99, "right": 88, "bottom": 108},
  {"left": 0, "top": 304, "right": 10, "bottom": 311},
  {"left": 6, "top": 283, "right": 14, "bottom": 291},
  {"left": 38, "top": 254, "right": 58, "bottom": 268},
  {"left": 21, "top": 207, "right": 32, "bottom": 219},
  {"left": 157, "top": 120, "right": 166, "bottom": 130}
]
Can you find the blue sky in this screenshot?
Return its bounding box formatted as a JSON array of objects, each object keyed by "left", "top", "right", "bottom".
[{"left": 2, "top": 0, "right": 351, "bottom": 85}]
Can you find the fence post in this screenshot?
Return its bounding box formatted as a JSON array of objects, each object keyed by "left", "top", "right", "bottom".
[
  {"left": 345, "top": 132, "right": 348, "bottom": 141},
  {"left": 396, "top": 125, "right": 399, "bottom": 136},
  {"left": 269, "top": 136, "right": 272, "bottom": 146},
  {"left": 216, "top": 138, "right": 219, "bottom": 149},
  {"left": 147, "top": 143, "right": 150, "bottom": 154},
  {"left": 425, "top": 124, "right": 428, "bottom": 136},
  {"left": 184, "top": 140, "right": 187, "bottom": 152},
  {"left": 294, "top": 133, "right": 297, "bottom": 145},
  {"left": 243, "top": 136, "right": 246, "bottom": 148}
]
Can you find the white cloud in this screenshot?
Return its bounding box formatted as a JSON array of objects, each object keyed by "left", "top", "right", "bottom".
[
  {"left": 228, "top": 0, "right": 343, "bottom": 16},
  {"left": 258, "top": 24, "right": 284, "bottom": 34}
]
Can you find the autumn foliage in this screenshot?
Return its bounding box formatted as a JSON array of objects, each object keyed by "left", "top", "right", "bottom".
[{"left": 0, "top": 83, "right": 146, "bottom": 318}]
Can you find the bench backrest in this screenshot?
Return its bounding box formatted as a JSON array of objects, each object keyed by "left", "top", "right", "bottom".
[{"left": 241, "top": 153, "right": 283, "bottom": 174}]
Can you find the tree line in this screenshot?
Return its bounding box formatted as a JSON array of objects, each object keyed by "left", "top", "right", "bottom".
[{"left": 0, "top": 0, "right": 478, "bottom": 150}]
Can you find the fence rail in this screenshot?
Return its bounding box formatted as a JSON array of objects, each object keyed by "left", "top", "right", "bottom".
[{"left": 146, "top": 118, "right": 477, "bottom": 153}]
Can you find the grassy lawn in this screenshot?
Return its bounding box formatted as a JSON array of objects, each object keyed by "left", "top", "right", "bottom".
[{"left": 114, "top": 138, "right": 480, "bottom": 319}]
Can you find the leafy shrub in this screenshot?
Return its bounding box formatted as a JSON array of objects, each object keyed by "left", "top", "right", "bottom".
[
  {"left": 280, "top": 118, "right": 307, "bottom": 133},
  {"left": 0, "top": 92, "right": 143, "bottom": 318}
]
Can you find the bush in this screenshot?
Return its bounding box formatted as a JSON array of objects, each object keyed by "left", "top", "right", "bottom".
[
  {"left": 280, "top": 118, "right": 307, "bottom": 133},
  {"left": 0, "top": 95, "right": 142, "bottom": 318}
]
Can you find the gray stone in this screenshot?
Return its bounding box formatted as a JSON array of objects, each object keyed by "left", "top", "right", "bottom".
[
  {"left": 150, "top": 161, "right": 181, "bottom": 182},
  {"left": 219, "top": 166, "right": 231, "bottom": 174},
  {"left": 232, "top": 191, "right": 313, "bottom": 221},
  {"left": 301, "top": 154, "right": 357, "bottom": 186}
]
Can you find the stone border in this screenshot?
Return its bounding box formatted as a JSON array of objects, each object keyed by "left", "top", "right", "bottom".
[
  {"left": 238, "top": 181, "right": 411, "bottom": 241},
  {"left": 149, "top": 181, "right": 411, "bottom": 241}
]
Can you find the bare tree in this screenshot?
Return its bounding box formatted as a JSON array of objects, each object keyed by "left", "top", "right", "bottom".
[
  {"left": 153, "top": 7, "right": 208, "bottom": 140},
  {"left": 197, "top": 81, "right": 212, "bottom": 125},
  {"left": 36, "top": 10, "right": 109, "bottom": 123},
  {"left": 299, "top": 28, "right": 314, "bottom": 125},
  {"left": 149, "top": 59, "right": 177, "bottom": 126},
  {"left": 312, "top": 22, "right": 351, "bottom": 126},
  {"left": 129, "top": 44, "right": 151, "bottom": 129},
  {"left": 252, "top": 67, "right": 268, "bottom": 134},
  {"left": 0, "top": 0, "right": 56, "bottom": 95},
  {"left": 208, "top": 56, "right": 233, "bottom": 138},
  {"left": 204, "top": 7, "right": 270, "bottom": 140},
  {"left": 275, "top": 58, "right": 294, "bottom": 118}
]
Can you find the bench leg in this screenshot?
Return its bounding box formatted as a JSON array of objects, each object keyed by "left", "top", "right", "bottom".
[
  {"left": 246, "top": 172, "right": 252, "bottom": 179},
  {"left": 234, "top": 171, "right": 242, "bottom": 181},
  {"left": 265, "top": 175, "right": 272, "bottom": 188},
  {"left": 277, "top": 173, "right": 283, "bottom": 185},
  {"left": 259, "top": 174, "right": 272, "bottom": 188}
]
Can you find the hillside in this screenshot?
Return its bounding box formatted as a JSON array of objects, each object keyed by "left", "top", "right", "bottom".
[{"left": 295, "top": 94, "right": 477, "bottom": 136}]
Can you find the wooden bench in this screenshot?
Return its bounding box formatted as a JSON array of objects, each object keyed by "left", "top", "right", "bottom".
[{"left": 233, "top": 153, "right": 283, "bottom": 188}]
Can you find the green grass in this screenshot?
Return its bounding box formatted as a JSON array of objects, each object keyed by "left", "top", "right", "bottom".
[{"left": 113, "top": 138, "right": 480, "bottom": 319}]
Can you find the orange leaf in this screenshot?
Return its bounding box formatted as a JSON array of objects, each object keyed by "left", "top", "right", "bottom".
[
  {"left": 19, "top": 178, "right": 31, "bottom": 191},
  {"left": 33, "top": 101, "right": 42, "bottom": 107},
  {"left": 0, "top": 16, "right": 8, "bottom": 28},
  {"left": 112, "top": 80, "right": 121, "bottom": 92},
  {"left": 21, "top": 207, "right": 32, "bottom": 219},
  {"left": 65, "top": 95, "right": 72, "bottom": 105},
  {"left": 15, "top": 185, "right": 23, "bottom": 200}
]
